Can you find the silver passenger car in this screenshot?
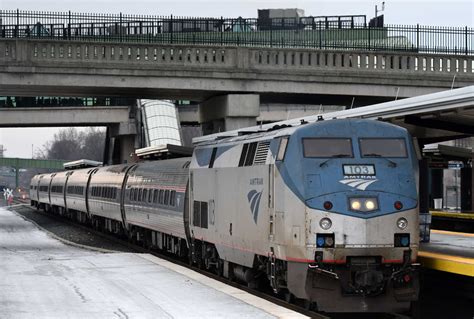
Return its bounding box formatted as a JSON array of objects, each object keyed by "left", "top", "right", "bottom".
[
  {"left": 124, "top": 158, "right": 190, "bottom": 239},
  {"left": 49, "top": 171, "right": 69, "bottom": 211},
  {"left": 29, "top": 174, "right": 42, "bottom": 205},
  {"left": 37, "top": 174, "right": 52, "bottom": 210},
  {"left": 65, "top": 168, "right": 94, "bottom": 215},
  {"left": 87, "top": 165, "right": 129, "bottom": 223}
]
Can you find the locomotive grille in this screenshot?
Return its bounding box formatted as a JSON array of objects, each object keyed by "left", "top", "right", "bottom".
[{"left": 253, "top": 141, "right": 270, "bottom": 165}]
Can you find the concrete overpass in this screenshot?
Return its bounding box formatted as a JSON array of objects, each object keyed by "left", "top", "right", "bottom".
[
  {"left": 1, "top": 39, "right": 472, "bottom": 102},
  {"left": 0, "top": 105, "right": 137, "bottom": 165}
]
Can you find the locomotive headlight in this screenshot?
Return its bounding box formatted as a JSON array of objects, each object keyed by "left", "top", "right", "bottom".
[
  {"left": 397, "top": 217, "right": 408, "bottom": 230},
  {"left": 365, "top": 200, "right": 376, "bottom": 210},
  {"left": 349, "top": 197, "right": 378, "bottom": 212},
  {"left": 319, "top": 218, "right": 332, "bottom": 230},
  {"left": 351, "top": 200, "right": 361, "bottom": 210}
]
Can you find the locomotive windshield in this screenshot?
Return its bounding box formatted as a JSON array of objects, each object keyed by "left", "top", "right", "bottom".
[
  {"left": 303, "top": 138, "right": 353, "bottom": 158},
  {"left": 360, "top": 138, "right": 407, "bottom": 158}
]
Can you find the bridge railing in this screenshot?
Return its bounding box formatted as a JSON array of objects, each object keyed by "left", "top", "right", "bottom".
[
  {"left": 1, "top": 39, "right": 472, "bottom": 75},
  {"left": 0, "top": 10, "right": 472, "bottom": 55}
]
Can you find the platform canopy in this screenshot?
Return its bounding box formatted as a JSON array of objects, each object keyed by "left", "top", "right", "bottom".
[{"left": 194, "top": 86, "right": 474, "bottom": 146}]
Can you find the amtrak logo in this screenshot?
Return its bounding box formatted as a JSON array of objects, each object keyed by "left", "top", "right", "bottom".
[
  {"left": 247, "top": 189, "right": 263, "bottom": 223},
  {"left": 339, "top": 178, "right": 378, "bottom": 191}
]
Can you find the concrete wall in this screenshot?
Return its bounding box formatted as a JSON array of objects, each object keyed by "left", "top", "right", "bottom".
[
  {"left": 179, "top": 103, "right": 346, "bottom": 123},
  {"left": 1, "top": 39, "right": 472, "bottom": 101},
  {"left": 0, "top": 106, "right": 130, "bottom": 127}
]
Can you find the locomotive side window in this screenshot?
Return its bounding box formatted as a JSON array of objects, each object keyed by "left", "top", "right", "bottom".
[
  {"left": 303, "top": 138, "right": 353, "bottom": 158},
  {"left": 276, "top": 136, "right": 289, "bottom": 161},
  {"left": 360, "top": 138, "right": 407, "bottom": 158}
]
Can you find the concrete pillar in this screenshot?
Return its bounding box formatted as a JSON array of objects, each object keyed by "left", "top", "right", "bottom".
[
  {"left": 460, "top": 166, "right": 473, "bottom": 211},
  {"left": 106, "top": 121, "right": 138, "bottom": 165},
  {"left": 430, "top": 168, "right": 444, "bottom": 209},
  {"left": 419, "top": 159, "right": 430, "bottom": 215},
  {"left": 199, "top": 94, "right": 260, "bottom": 134}
]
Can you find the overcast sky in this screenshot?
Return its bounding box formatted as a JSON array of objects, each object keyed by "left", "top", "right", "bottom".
[{"left": 0, "top": 0, "right": 472, "bottom": 158}]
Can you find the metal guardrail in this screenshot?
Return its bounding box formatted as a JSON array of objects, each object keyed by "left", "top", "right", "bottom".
[
  {"left": 0, "top": 96, "right": 135, "bottom": 108},
  {"left": 0, "top": 10, "right": 472, "bottom": 55},
  {"left": 0, "top": 157, "right": 66, "bottom": 170}
]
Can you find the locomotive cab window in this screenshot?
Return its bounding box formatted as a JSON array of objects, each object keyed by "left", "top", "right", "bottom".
[
  {"left": 360, "top": 138, "right": 407, "bottom": 158},
  {"left": 276, "top": 136, "right": 289, "bottom": 161},
  {"left": 303, "top": 138, "right": 353, "bottom": 158}
]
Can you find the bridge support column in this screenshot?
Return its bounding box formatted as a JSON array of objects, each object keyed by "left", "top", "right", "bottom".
[
  {"left": 199, "top": 94, "right": 260, "bottom": 135},
  {"left": 104, "top": 121, "right": 138, "bottom": 165}
]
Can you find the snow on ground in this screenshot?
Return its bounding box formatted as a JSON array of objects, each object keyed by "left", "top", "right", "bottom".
[{"left": 0, "top": 207, "right": 302, "bottom": 319}]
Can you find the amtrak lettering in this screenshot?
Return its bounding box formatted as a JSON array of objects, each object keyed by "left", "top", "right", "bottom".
[
  {"left": 339, "top": 177, "right": 378, "bottom": 191},
  {"left": 250, "top": 178, "right": 263, "bottom": 186}
]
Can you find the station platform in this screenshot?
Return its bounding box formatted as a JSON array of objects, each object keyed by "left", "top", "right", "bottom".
[
  {"left": 419, "top": 229, "right": 474, "bottom": 277},
  {"left": 0, "top": 207, "right": 306, "bottom": 319}
]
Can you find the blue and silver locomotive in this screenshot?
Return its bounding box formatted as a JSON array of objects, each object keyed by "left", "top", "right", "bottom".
[{"left": 31, "top": 118, "right": 419, "bottom": 312}]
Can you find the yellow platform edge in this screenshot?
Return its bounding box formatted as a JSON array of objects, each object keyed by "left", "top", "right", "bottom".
[
  {"left": 430, "top": 211, "right": 474, "bottom": 220},
  {"left": 418, "top": 251, "right": 474, "bottom": 277},
  {"left": 430, "top": 229, "right": 474, "bottom": 237}
]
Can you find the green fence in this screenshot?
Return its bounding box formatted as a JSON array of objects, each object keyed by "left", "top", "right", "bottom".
[{"left": 0, "top": 10, "right": 472, "bottom": 55}]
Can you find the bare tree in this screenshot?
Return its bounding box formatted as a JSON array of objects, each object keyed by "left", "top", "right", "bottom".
[
  {"left": 39, "top": 128, "right": 105, "bottom": 162},
  {"left": 81, "top": 128, "right": 105, "bottom": 162}
]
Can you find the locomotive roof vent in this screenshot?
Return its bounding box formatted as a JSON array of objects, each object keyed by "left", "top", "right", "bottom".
[{"left": 64, "top": 159, "right": 103, "bottom": 170}]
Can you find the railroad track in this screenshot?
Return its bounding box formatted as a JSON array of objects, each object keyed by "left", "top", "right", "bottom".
[{"left": 10, "top": 203, "right": 409, "bottom": 319}]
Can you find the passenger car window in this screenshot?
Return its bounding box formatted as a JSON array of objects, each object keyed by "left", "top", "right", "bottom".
[
  {"left": 159, "top": 190, "right": 164, "bottom": 204},
  {"left": 170, "top": 191, "right": 176, "bottom": 207}
]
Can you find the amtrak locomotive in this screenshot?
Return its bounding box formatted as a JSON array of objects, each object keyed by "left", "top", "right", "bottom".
[{"left": 30, "top": 119, "right": 419, "bottom": 312}]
